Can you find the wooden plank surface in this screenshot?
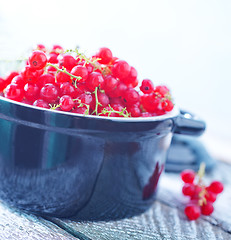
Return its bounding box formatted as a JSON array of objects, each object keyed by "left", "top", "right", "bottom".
[
  {"left": 0, "top": 201, "right": 78, "bottom": 240},
  {"left": 52, "top": 161, "right": 231, "bottom": 240},
  {"left": 0, "top": 161, "right": 230, "bottom": 239}
]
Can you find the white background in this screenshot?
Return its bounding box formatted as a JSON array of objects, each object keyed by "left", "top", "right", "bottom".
[{"left": 0, "top": 0, "right": 230, "bottom": 160}]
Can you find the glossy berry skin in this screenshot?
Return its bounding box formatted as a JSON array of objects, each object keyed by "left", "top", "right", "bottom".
[
  {"left": 112, "top": 60, "right": 130, "bottom": 79},
  {"left": 48, "top": 53, "right": 59, "bottom": 64},
  {"left": 40, "top": 84, "right": 59, "bottom": 103},
  {"left": 21, "top": 66, "right": 43, "bottom": 83},
  {"left": 56, "top": 71, "right": 71, "bottom": 84},
  {"left": 123, "top": 88, "right": 140, "bottom": 106},
  {"left": 103, "top": 75, "right": 118, "bottom": 95},
  {"left": 72, "top": 106, "right": 88, "bottom": 114},
  {"left": 37, "top": 74, "right": 56, "bottom": 88},
  {"left": 33, "top": 99, "right": 49, "bottom": 109},
  {"left": 181, "top": 169, "right": 196, "bottom": 184},
  {"left": 109, "top": 82, "right": 127, "bottom": 98},
  {"left": 208, "top": 181, "right": 224, "bottom": 194},
  {"left": 86, "top": 72, "right": 104, "bottom": 91},
  {"left": 201, "top": 201, "right": 214, "bottom": 216},
  {"left": 182, "top": 183, "right": 195, "bottom": 196},
  {"left": 24, "top": 83, "right": 39, "bottom": 101},
  {"left": 5, "top": 71, "right": 19, "bottom": 85},
  {"left": 121, "top": 66, "right": 138, "bottom": 86},
  {"left": 59, "top": 82, "right": 76, "bottom": 98},
  {"left": 0, "top": 77, "right": 6, "bottom": 91},
  {"left": 11, "top": 75, "right": 26, "bottom": 88},
  {"left": 77, "top": 93, "right": 93, "bottom": 105},
  {"left": 59, "top": 95, "right": 74, "bottom": 111},
  {"left": 4, "top": 84, "right": 24, "bottom": 102},
  {"left": 140, "top": 94, "right": 160, "bottom": 113},
  {"left": 155, "top": 85, "right": 169, "bottom": 97},
  {"left": 205, "top": 189, "right": 217, "bottom": 202},
  {"left": 140, "top": 79, "right": 154, "bottom": 94},
  {"left": 127, "top": 105, "right": 141, "bottom": 117},
  {"left": 161, "top": 99, "right": 174, "bottom": 112},
  {"left": 96, "top": 47, "right": 113, "bottom": 64},
  {"left": 91, "top": 91, "right": 109, "bottom": 111},
  {"left": 29, "top": 50, "right": 47, "bottom": 70},
  {"left": 71, "top": 65, "right": 88, "bottom": 83},
  {"left": 59, "top": 54, "right": 77, "bottom": 70},
  {"left": 184, "top": 204, "right": 201, "bottom": 220},
  {"left": 36, "top": 44, "right": 46, "bottom": 52}
]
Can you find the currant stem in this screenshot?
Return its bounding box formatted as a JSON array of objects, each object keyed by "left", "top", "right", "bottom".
[
  {"left": 92, "top": 87, "right": 101, "bottom": 115},
  {"left": 197, "top": 162, "right": 206, "bottom": 184},
  {"left": 99, "top": 105, "right": 130, "bottom": 118},
  {"left": 46, "top": 63, "right": 82, "bottom": 81}
]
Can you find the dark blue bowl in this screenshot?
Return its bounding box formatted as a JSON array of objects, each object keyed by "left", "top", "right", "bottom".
[{"left": 0, "top": 96, "right": 205, "bottom": 220}]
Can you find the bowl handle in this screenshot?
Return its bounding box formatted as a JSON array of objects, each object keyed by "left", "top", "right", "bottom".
[{"left": 173, "top": 110, "right": 206, "bottom": 136}]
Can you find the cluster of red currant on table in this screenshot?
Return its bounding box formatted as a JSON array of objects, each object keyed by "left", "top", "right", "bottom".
[
  {"left": 181, "top": 163, "right": 224, "bottom": 220},
  {"left": 0, "top": 44, "right": 174, "bottom": 117}
]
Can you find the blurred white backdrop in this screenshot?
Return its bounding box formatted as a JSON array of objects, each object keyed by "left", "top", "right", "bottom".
[{"left": 0, "top": 0, "right": 230, "bottom": 159}]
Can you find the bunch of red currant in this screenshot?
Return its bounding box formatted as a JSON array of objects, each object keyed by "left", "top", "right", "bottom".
[
  {"left": 181, "top": 164, "right": 224, "bottom": 220},
  {"left": 0, "top": 44, "right": 174, "bottom": 117}
]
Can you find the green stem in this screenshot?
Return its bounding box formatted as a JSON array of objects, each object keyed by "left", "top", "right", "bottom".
[
  {"left": 92, "top": 87, "right": 101, "bottom": 115},
  {"left": 46, "top": 63, "right": 82, "bottom": 81}
]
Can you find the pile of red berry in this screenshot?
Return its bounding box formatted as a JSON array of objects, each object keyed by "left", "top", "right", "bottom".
[
  {"left": 0, "top": 44, "right": 174, "bottom": 117},
  {"left": 181, "top": 164, "right": 224, "bottom": 220}
]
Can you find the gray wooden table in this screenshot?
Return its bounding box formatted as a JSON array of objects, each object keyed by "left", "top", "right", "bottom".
[{"left": 1, "top": 160, "right": 231, "bottom": 240}]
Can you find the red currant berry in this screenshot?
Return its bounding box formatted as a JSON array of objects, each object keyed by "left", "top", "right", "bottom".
[
  {"left": 48, "top": 53, "right": 59, "bottom": 64},
  {"left": 33, "top": 99, "right": 49, "bottom": 109},
  {"left": 37, "top": 74, "right": 56, "bottom": 88},
  {"left": 109, "top": 97, "right": 125, "bottom": 107},
  {"left": 36, "top": 44, "right": 46, "bottom": 52},
  {"left": 21, "top": 66, "right": 42, "bottom": 83},
  {"left": 29, "top": 50, "right": 47, "bottom": 70},
  {"left": 0, "top": 77, "right": 6, "bottom": 91},
  {"left": 72, "top": 106, "right": 88, "bottom": 114},
  {"left": 59, "top": 54, "right": 77, "bottom": 70},
  {"left": 4, "top": 84, "right": 24, "bottom": 102},
  {"left": 154, "top": 85, "right": 170, "bottom": 97},
  {"left": 205, "top": 189, "right": 217, "bottom": 203},
  {"left": 184, "top": 204, "right": 201, "bottom": 220},
  {"left": 182, "top": 183, "right": 195, "bottom": 196},
  {"left": 59, "top": 82, "right": 76, "bottom": 98},
  {"left": 201, "top": 201, "right": 214, "bottom": 216},
  {"left": 86, "top": 72, "right": 104, "bottom": 91},
  {"left": 40, "top": 83, "right": 59, "bottom": 103},
  {"left": 5, "top": 71, "right": 19, "bottom": 85},
  {"left": 127, "top": 105, "right": 141, "bottom": 117},
  {"left": 140, "top": 79, "right": 154, "bottom": 94},
  {"left": 208, "top": 181, "right": 224, "bottom": 194},
  {"left": 122, "top": 87, "right": 140, "bottom": 106},
  {"left": 77, "top": 93, "right": 93, "bottom": 105},
  {"left": 91, "top": 91, "right": 109, "bottom": 111},
  {"left": 11, "top": 75, "right": 26, "bottom": 88},
  {"left": 103, "top": 75, "right": 118, "bottom": 95},
  {"left": 71, "top": 65, "right": 88, "bottom": 83},
  {"left": 161, "top": 99, "right": 174, "bottom": 112},
  {"left": 24, "top": 83, "right": 39, "bottom": 101},
  {"left": 59, "top": 95, "right": 74, "bottom": 111},
  {"left": 51, "top": 45, "right": 64, "bottom": 54},
  {"left": 181, "top": 169, "right": 196, "bottom": 183},
  {"left": 121, "top": 66, "right": 137, "bottom": 86},
  {"left": 112, "top": 60, "right": 130, "bottom": 79},
  {"left": 56, "top": 71, "right": 71, "bottom": 84},
  {"left": 96, "top": 47, "right": 113, "bottom": 64},
  {"left": 140, "top": 94, "right": 160, "bottom": 113},
  {"left": 109, "top": 82, "right": 127, "bottom": 98}
]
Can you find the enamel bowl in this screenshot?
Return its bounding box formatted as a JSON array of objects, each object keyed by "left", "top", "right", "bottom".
[{"left": 0, "top": 96, "right": 205, "bottom": 220}]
